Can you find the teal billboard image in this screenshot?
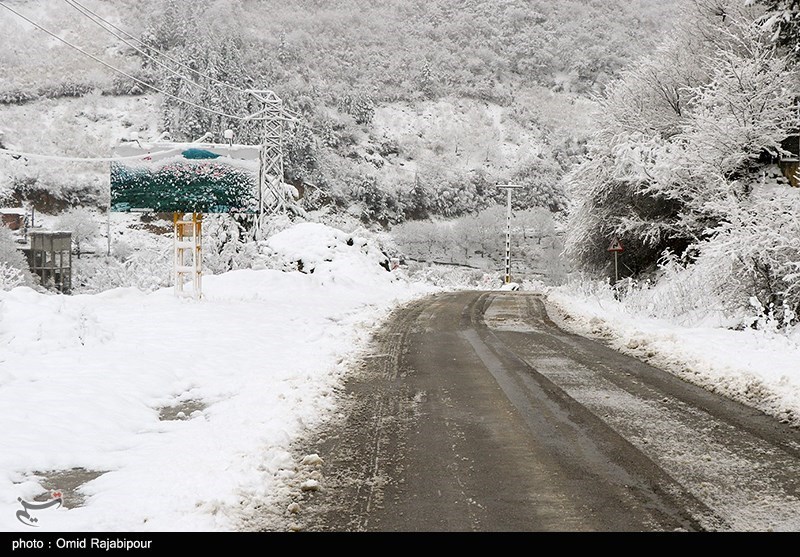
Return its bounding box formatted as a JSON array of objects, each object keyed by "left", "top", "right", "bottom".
[{"left": 110, "top": 141, "right": 261, "bottom": 213}]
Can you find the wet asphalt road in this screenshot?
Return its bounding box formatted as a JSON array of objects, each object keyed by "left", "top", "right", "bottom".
[{"left": 288, "top": 291, "right": 800, "bottom": 532}]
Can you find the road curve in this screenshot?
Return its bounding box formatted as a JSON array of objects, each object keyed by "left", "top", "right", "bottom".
[{"left": 288, "top": 291, "right": 800, "bottom": 532}]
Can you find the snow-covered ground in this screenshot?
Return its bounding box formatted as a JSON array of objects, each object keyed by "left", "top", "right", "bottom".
[
  {"left": 4, "top": 220, "right": 799, "bottom": 532},
  {"left": 544, "top": 281, "right": 800, "bottom": 428},
  {"left": 0, "top": 222, "right": 435, "bottom": 531}
]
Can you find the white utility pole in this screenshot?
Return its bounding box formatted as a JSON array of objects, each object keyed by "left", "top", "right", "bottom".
[{"left": 496, "top": 184, "right": 523, "bottom": 284}]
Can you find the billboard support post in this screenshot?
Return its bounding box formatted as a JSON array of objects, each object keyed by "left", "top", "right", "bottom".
[{"left": 174, "top": 212, "right": 203, "bottom": 300}]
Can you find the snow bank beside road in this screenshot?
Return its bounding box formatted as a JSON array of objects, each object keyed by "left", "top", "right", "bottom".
[{"left": 546, "top": 283, "right": 800, "bottom": 427}]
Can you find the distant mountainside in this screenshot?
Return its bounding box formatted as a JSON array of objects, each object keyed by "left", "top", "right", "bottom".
[
  {"left": 166, "top": 0, "right": 681, "bottom": 102},
  {"left": 1, "top": 0, "right": 679, "bottom": 104},
  {"left": 0, "top": 0, "right": 680, "bottom": 221}
]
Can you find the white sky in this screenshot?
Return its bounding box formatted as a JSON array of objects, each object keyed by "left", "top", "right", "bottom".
[{"left": 2, "top": 222, "right": 799, "bottom": 531}]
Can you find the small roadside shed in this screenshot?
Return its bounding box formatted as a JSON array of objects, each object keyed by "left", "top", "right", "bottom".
[{"left": 24, "top": 231, "right": 72, "bottom": 293}]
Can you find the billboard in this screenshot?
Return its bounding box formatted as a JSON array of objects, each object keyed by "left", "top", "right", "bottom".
[{"left": 110, "top": 141, "right": 260, "bottom": 213}]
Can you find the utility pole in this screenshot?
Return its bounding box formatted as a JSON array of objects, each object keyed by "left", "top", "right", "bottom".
[{"left": 496, "top": 184, "right": 523, "bottom": 284}]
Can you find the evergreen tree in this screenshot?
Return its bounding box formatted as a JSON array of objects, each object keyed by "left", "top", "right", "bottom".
[{"left": 758, "top": 0, "right": 800, "bottom": 51}]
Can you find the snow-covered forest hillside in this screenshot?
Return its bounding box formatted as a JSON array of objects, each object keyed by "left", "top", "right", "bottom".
[
  {"left": 565, "top": 0, "right": 800, "bottom": 331},
  {"left": 0, "top": 0, "right": 679, "bottom": 293},
  {"left": 5, "top": 0, "right": 800, "bottom": 333}
]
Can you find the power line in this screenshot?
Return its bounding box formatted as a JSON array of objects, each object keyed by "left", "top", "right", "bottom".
[
  {"left": 61, "top": 0, "right": 251, "bottom": 95},
  {"left": 61, "top": 0, "right": 215, "bottom": 95},
  {"left": 0, "top": 146, "right": 183, "bottom": 163},
  {"left": 0, "top": 1, "right": 266, "bottom": 122},
  {"left": 59, "top": 0, "right": 306, "bottom": 125}
]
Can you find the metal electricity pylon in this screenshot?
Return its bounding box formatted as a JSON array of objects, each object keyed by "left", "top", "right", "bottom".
[{"left": 245, "top": 90, "right": 300, "bottom": 233}]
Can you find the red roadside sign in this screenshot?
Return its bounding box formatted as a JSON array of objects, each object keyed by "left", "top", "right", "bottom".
[{"left": 607, "top": 238, "right": 624, "bottom": 253}]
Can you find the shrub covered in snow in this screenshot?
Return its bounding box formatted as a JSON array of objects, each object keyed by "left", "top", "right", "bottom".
[
  {"left": 264, "top": 222, "right": 396, "bottom": 286},
  {"left": 55, "top": 207, "right": 100, "bottom": 259},
  {"left": 404, "top": 262, "right": 497, "bottom": 290},
  {"left": 0, "top": 262, "right": 26, "bottom": 291},
  {"left": 562, "top": 2, "right": 800, "bottom": 329},
  {"left": 0, "top": 225, "right": 34, "bottom": 290}
]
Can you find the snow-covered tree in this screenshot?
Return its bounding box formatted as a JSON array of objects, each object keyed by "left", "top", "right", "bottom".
[
  {"left": 349, "top": 173, "right": 404, "bottom": 226},
  {"left": 517, "top": 207, "right": 558, "bottom": 247},
  {"left": 565, "top": 1, "right": 800, "bottom": 277},
  {"left": 471, "top": 206, "right": 505, "bottom": 259},
  {"left": 151, "top": 2, "right": 257, "bottom": 145},
  {"left": 447, "top": 209, "right": 504, "bottom": 262},
  {"left": 56, "top": 207, "right": 99, "bottom": 259},
  {"left": 0, "top": 225, "right": 34, "bottom": 289},
  {"left": 566, "top": 1, "right": 800, "bottom": 326},
  {"left": 392, "top": 220, "right": 442, "bottom": 260},
  {"left": 140, "top": 0, "right": 200, "bottom": 53},
  {"left": 757, "top": 0, "right": 800, "bottom": 51},
  {"left": 402, "top": 177, "right": 434, "bottom": 221},
  {"left": 691, "top": 185, "right": 800, "bottom": 326},
  {"left": 511, "top": 155, "right": 567, "bottom": 212}
]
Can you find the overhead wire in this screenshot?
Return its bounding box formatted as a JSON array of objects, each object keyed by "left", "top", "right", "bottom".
[
  {"left": 0, "top": 146, "right": 184, "bottom": 163},
  {"left": 0, "top": 0, "right": 267, "bottom": 122},
  {"left": 61, "top": 0, "right": 217, "bottom": 95},
  {"left": 60, "top": 0, "right": 252, "bottom": 95}
]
